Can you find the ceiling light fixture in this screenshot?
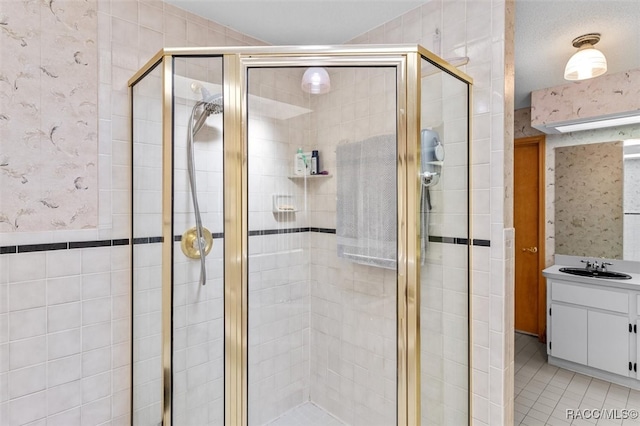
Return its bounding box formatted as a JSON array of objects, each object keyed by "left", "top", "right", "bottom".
[
  {"left": 301, "top": 67, "right": 330, "bottom": 94},
  {"left": 564, "top": 33, "right": 607, "bottom": 81}
]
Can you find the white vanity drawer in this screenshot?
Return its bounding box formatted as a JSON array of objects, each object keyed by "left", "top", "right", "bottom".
[
  {"left": 637, "top": 294, "right": 640, "bottom": 315},
  {"left": 551, "top": 281, "right": 629, "bottom": 313}
]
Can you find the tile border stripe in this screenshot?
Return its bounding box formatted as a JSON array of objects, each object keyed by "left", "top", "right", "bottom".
[
  {"left": 1, "top": 230, "right": 488, "bottom": 254},
  {"left": 1, "top": 238, "right": 132, "bottom": 255}
]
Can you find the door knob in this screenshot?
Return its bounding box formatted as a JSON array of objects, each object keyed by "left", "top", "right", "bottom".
[{"left": 521, "top": 246, "right": 538, "bottom": 253}]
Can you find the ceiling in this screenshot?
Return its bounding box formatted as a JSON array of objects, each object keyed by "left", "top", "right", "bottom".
[{"left": 166, "top": 0, "right": 640, "bottom": 110}]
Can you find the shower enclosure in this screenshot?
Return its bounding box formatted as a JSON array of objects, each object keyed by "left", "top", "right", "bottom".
[{"left": 129, "top": 45, "right": 471, "bottom": 426}]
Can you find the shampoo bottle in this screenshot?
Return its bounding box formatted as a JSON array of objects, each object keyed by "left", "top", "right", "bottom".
[
  {"left": 294, "top": 148, "right": 306, "bottom": 175},
  {"left": 311, "top": 150, "right": 319, "bottom": 174}
]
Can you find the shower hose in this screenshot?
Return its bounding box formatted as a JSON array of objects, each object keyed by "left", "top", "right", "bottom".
[{"left": 187, "top": 101, "right": 208, "bottom": 286}]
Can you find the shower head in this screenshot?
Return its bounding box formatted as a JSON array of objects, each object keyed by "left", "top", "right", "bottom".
[
  {"left": 191, "top": 90, "right": 223, "bottom": 134},
  {"left": 202, "top": 98, "right": 223, "bottom": 115},
  {"left": 200, "top": 87, "right": 223, "bottom": 114}
]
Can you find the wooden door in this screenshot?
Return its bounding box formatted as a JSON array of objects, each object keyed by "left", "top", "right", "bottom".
[{"left": 514, "top": 136, "right": 545, "bottom": 337}]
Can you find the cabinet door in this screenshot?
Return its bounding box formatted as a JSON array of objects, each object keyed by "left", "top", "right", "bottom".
[
  {"left": 588, "top": 310, "right": 630, "bottom": 377},
  {"left": 637, "top": 320, "right": 640, "bottom": 378},
  {"left": 550, "top": 303, "right": 587, "bottom": 365}
]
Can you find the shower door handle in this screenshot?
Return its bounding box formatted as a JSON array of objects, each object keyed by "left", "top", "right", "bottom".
[{"left": 521, "top": 246, "right": 538, "bottom": 253}]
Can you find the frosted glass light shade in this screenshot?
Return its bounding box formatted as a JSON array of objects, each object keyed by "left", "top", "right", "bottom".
[
  {"left": 301, "top": 67, "right": 330, "bottom": 94},
  {"left": 564, "top": 44, "right": 607, "bottom": 81}
]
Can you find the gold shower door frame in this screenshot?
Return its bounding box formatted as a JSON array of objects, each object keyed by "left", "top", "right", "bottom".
[{"left": 128, "top": 44, "right": 473, "bottom": 426}]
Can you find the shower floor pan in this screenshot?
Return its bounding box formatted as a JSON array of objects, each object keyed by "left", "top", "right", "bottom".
[{"left": 266, "top": 402, "right": 346, "bottom": 426}]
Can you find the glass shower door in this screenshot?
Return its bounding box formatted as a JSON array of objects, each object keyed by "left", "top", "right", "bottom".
[
  {"left": 246, "top": 65, "right": 399, "bottom": 426},
  {"left": 171, "top": 56, "right": 225, "bottom": 425},
  {"left": 419, "top": 57, "right": 470, "bottom": 425},
  {"left": 131, "top": 55, "right": 225, "bottom": 426},
  {"left": 132, "top": 61, "right": 164, "bottom": 426}
]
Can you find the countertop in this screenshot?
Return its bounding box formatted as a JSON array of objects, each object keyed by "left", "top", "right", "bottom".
[{"left": 543, "top": 264, "right": 640, "bottom": 291}]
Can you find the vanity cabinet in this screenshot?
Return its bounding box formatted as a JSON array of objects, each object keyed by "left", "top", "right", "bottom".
[
  {"left": 587, "top": 310, "right": 630, "bottom": 376},
  {"left": 549, "top": 303, "right": 587, "bottom": 365},
  {"left": 637, "top": 294, "right": 640, "bottom": 375},
  {"left": 547, "top": 278, "right": 638, "bottom": 386}
]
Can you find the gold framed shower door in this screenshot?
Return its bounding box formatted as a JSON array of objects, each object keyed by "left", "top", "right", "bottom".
[{"left": 128, "top": 44, "right": 473, "bottom": 426}]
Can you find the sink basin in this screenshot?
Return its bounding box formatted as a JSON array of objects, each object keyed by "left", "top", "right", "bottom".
[{"left": 559, "top": 267, "right": 632, "bottom": 280}]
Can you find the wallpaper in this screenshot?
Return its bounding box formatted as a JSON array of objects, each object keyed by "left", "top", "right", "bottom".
[
  {"left": 0, "top": 0, "right": 98, "bottom": 232},
  {"left": 531, "top": 67, "right": 640, "bottom": 128},
  {"left": 555, "top": 141, "right": 623, "bottom": 258},
  {"left": 514, "top": 107, "right": 544, "bottom": 139}
]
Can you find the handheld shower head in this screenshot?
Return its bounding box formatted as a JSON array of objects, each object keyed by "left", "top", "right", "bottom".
[
  {"left": 191, "top": 91, "right": 223, "bottom": 134},
  {"left": 199, "top": 87, "right": 223, "bottom": 115}
]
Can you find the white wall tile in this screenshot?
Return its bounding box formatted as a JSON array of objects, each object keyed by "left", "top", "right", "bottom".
[
  {"left": 47, "top": 407, "right": 81, "bottom": 426},
  {"left": 9, "top": 336, "right": 46, "bottom": 371},
  {"left": 82, "top": 323, "right": 111, "bottom": 352},
  {"left": 48, "top": 355, "right": 82, "bottom": 388},
  {"left": 47, "top": 276, "right": 82, "bottom": 306},
  {"left": 8, "top": 363, "right": 46, "bottom": 399},
  {"left": 9, "top": 307, "right": 46, "bottom": 340},
  {"left": 8, "top": 253, "right": 46, "bottom": 283},
  {"left": 48, "top": 329, "right": 81, "bottom": 361},
  {"left": 80, "top": 396, "right": 111, "bottom": 426},
  {"left": 48, "top": 381, "right": 82, "bottom": 416},
  {"left": 9, "top": 391, "right": 47, "bottom": 425},
  {"left": 47, "top": 251, "right": 82, "bottom": 279},
  {"left": 82, "top": 372, "right": 111, "bottom": 404},
  {"left": 8, "top": 280, "right": 45, "bottom": 312},
  {"left": 48, "top": 302, "right": 81, "bottom": 333}
]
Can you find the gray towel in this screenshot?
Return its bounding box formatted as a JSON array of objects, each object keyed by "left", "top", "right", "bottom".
[{"left": 336, "top": 135, "right": 397, "bottom": 269}]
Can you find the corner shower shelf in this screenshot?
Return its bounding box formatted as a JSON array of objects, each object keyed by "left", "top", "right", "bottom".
[{"left": 287, "top": 173, "right": 332, "bottom": 180}]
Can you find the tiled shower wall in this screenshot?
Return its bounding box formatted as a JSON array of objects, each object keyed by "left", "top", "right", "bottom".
[
  {"left": 419, "top": 62, "right": 470, "bottom": 425},
  {"left": 349, "top": 1, "right": 516, "bottom": 424},
  {"left": 303, "top": 67, "right": 398, "bottom": 425},
  {"left": 246, "top": 67, "right": 312, "bottom": 425}
]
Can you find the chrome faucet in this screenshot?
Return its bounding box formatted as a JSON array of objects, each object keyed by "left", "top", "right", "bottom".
[
  {"left": 581, "top": 259, "right": 614, "bottom": 272},
  {"left": 599, "top": 262, "right": 613, "bottom": 272},
  {"left": 580, "top": 259, "right": 594, "bottom": 270}
]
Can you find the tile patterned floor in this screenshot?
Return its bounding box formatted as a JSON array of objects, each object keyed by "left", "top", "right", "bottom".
[
  {"left": 266, "top": 402, "right": 346, "bottom": 426},
  {"left": 515, "top": 333, "right": 640, "bottom": 426}
]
